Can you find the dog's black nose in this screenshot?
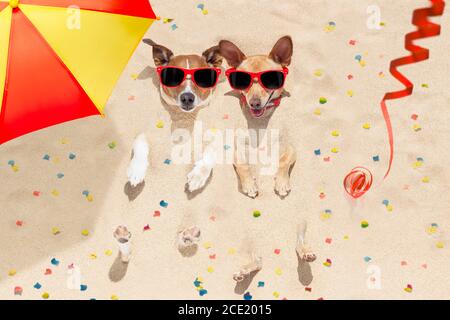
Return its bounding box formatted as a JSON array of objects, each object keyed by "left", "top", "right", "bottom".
[
  {"left": 249, "top": 98, "right": 262, "bottom": 109},
  {"left": 180, "top": 92, "right": 195, "bottom": 108}
]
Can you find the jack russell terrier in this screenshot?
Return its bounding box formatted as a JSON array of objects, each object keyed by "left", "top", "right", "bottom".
[{"left": 127, "top": 39, "right": 223, "bottom": 192}]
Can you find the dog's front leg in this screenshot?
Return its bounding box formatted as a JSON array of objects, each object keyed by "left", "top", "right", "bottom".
[
  {"left": 234, "top": 144, "right": 259, "bottom": 198},
  {"left": 274, "top": 143, "right": 296, "bottom": 197},
  {"left": 296, "top": 219, "right": 316, "bottom": 262},
  {"left": 127, "top": 133, "right": 149, "bottom": 187},
  {"left": 187, "top": 144, "right": 216, "bottom": 192}
]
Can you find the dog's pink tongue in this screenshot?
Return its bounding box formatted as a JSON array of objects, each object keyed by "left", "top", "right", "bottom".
[{"left": 250, "top": 108, "right": 264, "bottom": 117}]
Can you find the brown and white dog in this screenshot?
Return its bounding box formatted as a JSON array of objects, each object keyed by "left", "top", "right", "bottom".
[
  {"left": 127, "top": 39, "right": 223, "bottom": 191},
  {"left": 219, "top": 36, "right": 296, "bottom": 198}
]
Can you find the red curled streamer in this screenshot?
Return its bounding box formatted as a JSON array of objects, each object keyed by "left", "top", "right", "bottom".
[{"left": 381, "top": 0, "right": 445, "bottom": 178}]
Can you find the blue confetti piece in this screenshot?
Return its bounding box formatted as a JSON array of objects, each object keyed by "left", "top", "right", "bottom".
[
  {"left": 224, "top": 145, "right": 231, "bottom": 150},
  {"left": 42, "top": 154, "right": 50, "bottom": 161},
  {"left": 328, "top": 21, "right": 336, "bottom": 26},
  {"left": 364, "top": 256, "right": 372, "bottom": 263},
  {"left": 194, "top": 279, "right": 202, "bottom": 287},
  {"left": 171, "top": 24, "right": 178, "bottom": 31},
  {"left": 314, "top": 149, "right": 321, "bottom": 156},
  {"left": 33, "top": 282, "right": 42, "bottom": 289},
  {"left": 80, "top": 284, "right": 88, "bottom": 291},
  {"left": 355, "top": 54, "right": 362, "bottom": 61},
  {"left": 160, "top": 200, "right": 168, "bottom": 208},
  {"left": 197, "top": 3, "right": 204, "bottom": 10},
  {"left": 164, "top": 159, "right": 172, "bottom": 165},
  {"left": 7, "top": 160, "right": 15, "bottom": 166},
  {"left": 382, "top": 199, "right": 389, "bottom": 206},
  {"left": 417, "top": 157, "right": 424, "bottom": 162},
  {"left": 325, "top": 209, "right": 332, "bottom": 214},
  {"left": 50, "top": 258, "right": 60, "bottom": 266},
  {"left": 431, "top": 223, "right": 438, "bottom": 227},
  {"left": 57, "top": 173, "right": 65, "bottom": 179},
  {"left": 244, "top": 292, "right": 253, "bottom": 300},
  {"left": 82, "top": 190, "right": 90, "bottom": 196},
  {"left": 257, "top": 281, "right": 265, "bottom": 287},
  {"left": 373, "top": 155, "right": 380, "bottom": 162},
  {"left": 69, "top": 153, "right": 76, "bottom": 160},
  {"left": 199, "top": 289, "right": 208, "bottom": 296}
]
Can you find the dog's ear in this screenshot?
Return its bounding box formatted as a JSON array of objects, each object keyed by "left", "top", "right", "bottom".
[
  {"left": 202, "top": 45, "right": 223, "bottom": 68},
  {"left": 269, "top": 36, "right": 293, "bottom": 67},
  {"left": 143, "top": 38, "right": 174, "bottom": 66},
  {"left": 219, "top": 40, "right": 246, "bottom": 68}
]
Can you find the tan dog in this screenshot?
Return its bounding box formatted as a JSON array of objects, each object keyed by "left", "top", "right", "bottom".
[
  {"left": 219, "top": 36, "right": 296, "bottom": 198},
  {"left": 127, "top": 40, "right": 223, "bottom": 192}
]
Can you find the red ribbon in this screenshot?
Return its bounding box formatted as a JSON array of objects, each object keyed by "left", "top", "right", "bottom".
[{"left": 381, "top": 0, "right": 445, "bottom": 178}]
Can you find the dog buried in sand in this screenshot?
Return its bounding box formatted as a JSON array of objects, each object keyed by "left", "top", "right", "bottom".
[
  {"left": 219, "top": 36, "right": 297, "bottom": 199},
  {"left": 127, "top": 39, "right": 223, "bottom": 193}
]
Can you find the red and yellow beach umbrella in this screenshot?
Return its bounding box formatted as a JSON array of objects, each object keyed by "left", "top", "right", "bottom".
[{"left": 0, "top": 0, "right": 156, "bottom": 144}]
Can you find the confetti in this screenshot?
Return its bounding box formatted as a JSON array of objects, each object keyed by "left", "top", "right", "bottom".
[
  {"left": 323, "top": 259, "right": 332, "bottom": 267},
  {"left": 314, "top": 149, "right": 321, "bottom": 156},
  {"left": 50, "top": 258, "right": 60, "bottom": 266},
  {"left": 156, "top": 120, "right": 164, "bottom": 128},
  {"left": 68, "top": 153, "right": 76, "bottom": 160},
  {"left": 275, "top": 267, "right": 282, "bottom": 276},
  {"left": 52, "top": 227, "right": 60, "bottom": 235},
  {"left": 42, "top": 292, "right": 50, "bottom": 299},
  {"left": 160, "top": 200, "right": 169, "bottom": 208},
  {"left": 8, "top": 269, "right": 16, "bottom": 276},
  {"left": 253, "top": 210, "right": 261, "bottom": 218},
  {"left": 108, "top": 141, "right": 117, "bottom": 149},
  {"left": 80, "top": 285, "right": 88, "bottom": 291},
  {"left": 33, "top": 282, "right": 42, "bottom": 289},
  {"left": 320, "top": 209, "right": 332, "bottom": 221},
  {"left": 14, "top": 286, "right": 22, "bottom": 296},
  {"left": 274, "top": 249, "right": 281, "bottom": 255},
  {"left": 207, "top": 266, "right": 214, "bottom": 273},
  {"left": 363, "top": 123, "right": 371, "bottom": 129},
  {"left": 404, "top": 284, "right": 413, "bottom": 293},
  {"left": 258, "top": 281, "right": 265, "bottom": 288},
  {"left": 81, "top": 229, "right": 89, "bottom": 236},
  {"left": 243, "top": 292, "right": 253, "bottom": 300},
  {"left": 319, "top": 97, "right": 327, "bottom": 104},
  {"left": 361, "top": 220, "right": 369, "bottom": 228}
]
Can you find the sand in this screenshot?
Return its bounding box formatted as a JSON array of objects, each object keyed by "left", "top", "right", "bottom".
[{"left": 0, "top": 0, "right": 449, "bottom": 300}]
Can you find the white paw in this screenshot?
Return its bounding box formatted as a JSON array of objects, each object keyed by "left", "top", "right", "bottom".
[
  {"left": 296, "top": 245, "right": 316, "bottom": 263},
  {"left": 127, "top": 158, "right": 148, "bottom": 187},
  {"left": 275, "top": 175, "right": 291, "bottom": 197},
  {"left": 187, "top": 161, "right": 212, "bottom": 192},
  {"left": 242, "top": 177, "right": 259, "bottom": 198}
]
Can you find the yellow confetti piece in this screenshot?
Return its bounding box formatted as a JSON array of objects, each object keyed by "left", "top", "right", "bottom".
[
  {"left": 89, "top": 253, "right": 97, "bottom": 260},
  {"left": 331, "top": 130, "right": 340, "bottom": 137},
  {"left": 426, "top": 226, "right": 438, "bottom": 235},
  {"left": 363, "top": 123, "right": 371, "bottom": 129},
  {"left": 8, "top": 269, "right": 16, "bottom": 276},
  {"left": 42, "top": 292, "right": 50, "bottom": 299},
  {"left": 404, "top": 287, "right": 412, "bottom": 293},
  {"left": 346, "top": 90, "right": 354, "bottom": 97},
  {"left": 313, "top": 69, "right": 323, "bottom": 77},
  {"left": 413, "top": 124, "right": 422, "bottom": 132},
  {"left": 156, "top": 120, "right": 164, "bottom": 128},
  {"left": 413, "top": 161, "right": 423, "bottom": 168},
  {"left": 52, "top": 157, "right": 60, "bottom": 164},
  {"left": 203, "top": 242, "right": 212, "bottom": 249},
  {"left": 202, "top": 9, "right": 208, "bottom": 15},
  {"left": 131, "top": 73, "right": 139, "bottom": 80},
  {"left": 60, "top": 138, "right": 69, "bottom": 144},
  {"left": 81, "top": 229, "right": 89, "bottom": 236},
  {"left": 320, "top": 212, "right": 332, "bottom": 221},
  {"left": 273, "top": 291, "right": 280, "bottom": 298},
  {"left": 86, "top": 194, "right": 94, "bottom": 202},
  {"left": 207, "top": 266, "right": 214, "bottom": 273},
  {"left": 105, "top": 249, "right": 113, "bottom": 256},
  {"left": 197, "top": 276, "right": 204, "bottom": 282},
  {"left": 51, "top": 189, "right": 59, "bottom": 197},
  {"left": 359, "top": 60, "right": 366, "bottom": 67},
  {"left": 52, "top": 227, "right": 60, "bottom": 235},
  {"left": 331, "top": 147, "right": 339, "bottom": 154},
  {"left": 343, "top": 235, "right": 349, "bottom": 240},
  {"left": 386, "top": 204, "right": 393, "bottom": 212},
  {"left": 11, "top": 165, "right": 19, "bottom": 172},
  {"left": 227, "top": 248, "right": 236, "bottom": 255},
  {"left": 313, "top": 108, "right": 322, "bottom": 116},
  {"left": 436, "top": 241, "right": 444, "bottom": 249},
  {"left": 111, "top": 295, "right": 119, "bottom": 300},
  {"left": 275, "top": 267, "right": 282, "bottom": 276},
  {"left": 422, "top": 176, "right": 430, "bottom": 183}
]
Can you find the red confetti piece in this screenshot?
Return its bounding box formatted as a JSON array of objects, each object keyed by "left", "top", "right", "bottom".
[
  {"left": 153, "top": 210, "right": 161, "bottom": 217},
  {"left": 32, "top": 191, "right": 41, "bottom": 197},
  {"left": 143, "top": 225, "right": 151, "bottom": 231},
  {"left": 274, "top": 249, "right": 281, "bottom": 255},
  {"left": 16, "top": 220, "right": 23, "bottom": 227},
  {"left": 209, "top": 254, "right": 216, "bottom": 260},
  {"left": 44, "top": 268, "right": 52, "bottom": 275}
]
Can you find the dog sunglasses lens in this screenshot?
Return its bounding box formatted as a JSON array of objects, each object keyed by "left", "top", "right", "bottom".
[
  {"left": 260, "top": 71, "right": 285, "bottom": 90},
  {"left": 193, "top": 69, "right": 218, "bottom": 88},
  {"left": 160, "top": 68, "right": 185, "bottom": 87},
  {"left": 228, "top": 71, "right": 252, "bottom": 90}
]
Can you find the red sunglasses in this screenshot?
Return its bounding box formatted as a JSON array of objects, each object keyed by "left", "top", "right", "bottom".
[
  {"left": 156, "top": 66, "right": 221, "bottom": 89},
  {"left": 225, "top": 67, "right": 289, "bottom": 91}
]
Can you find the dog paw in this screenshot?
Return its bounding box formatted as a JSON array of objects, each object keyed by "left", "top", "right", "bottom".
[
  {"left": 242, "top": 177, "right": 259, "bottom": 198},
  {"left": 274, "top": 175, "right": 291, "bottom": 197},
  {"left": 187, "top": 161, "right": 212, "bottom": 192},
  {"left": 127, "top": 158, "right": 148, "bottom": 187},
  {"left": 296, "top": 245, "right": 316, "bottom": 263}
]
